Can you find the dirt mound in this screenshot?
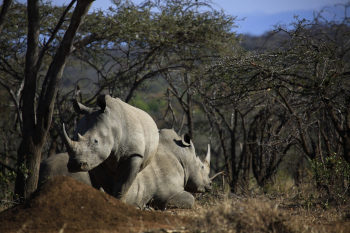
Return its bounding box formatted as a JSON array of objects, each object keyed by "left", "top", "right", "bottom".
[{"left": 0, "top": 176, "right": 188, "bottom": 233}]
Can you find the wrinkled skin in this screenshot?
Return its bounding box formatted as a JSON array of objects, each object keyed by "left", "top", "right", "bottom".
[
  {"left": 63, "top": 95, "right": 159, "bottom": 200},
  {"left": 46, "top": 129, "right": 211, "bottom": 209},
  {"left": 124, "top": 129, "right": 212, "bottom": 209}
]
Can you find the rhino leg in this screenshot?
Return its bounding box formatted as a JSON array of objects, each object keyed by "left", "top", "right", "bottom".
[
  {"left": 165, "top": 191, "right": 195, "bottom": 209},
  {"left": 89, "top": 165, "right": 114, "bottom": 194},
  {"left": 113, "top": 155, "right": 143, "bottom": 200}
]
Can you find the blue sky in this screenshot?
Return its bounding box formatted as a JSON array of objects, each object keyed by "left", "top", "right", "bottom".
[{"left": 17, "top": 0, "right": 348, "bottom": 35}]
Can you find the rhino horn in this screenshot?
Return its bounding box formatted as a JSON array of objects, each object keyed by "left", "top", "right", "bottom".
[
  {"left": 77, "top": 133, "right": 86, "bottom": 141},
  {"left": 72, "top": 99, "right": 94, "bottom": 115},
  {"left": 204, "top": 144, "right": 211, "bottom": 166},
  {"left": 62, "top": 124, "right": 76, "bottom": 155},
  {"left": 210, "top": 171, "right": 224, "bottom": 181}
]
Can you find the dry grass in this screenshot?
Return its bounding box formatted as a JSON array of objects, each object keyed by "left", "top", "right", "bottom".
[
  {"left": 167, "top": 181, "right": 350, "bottom": 233},
  {"left": 182, "top": 195, "right": 306, "bottom": 233}
]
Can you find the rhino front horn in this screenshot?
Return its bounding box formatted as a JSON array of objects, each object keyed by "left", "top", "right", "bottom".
[{"left": 62, "top": 124, "right": 75, "bottom": 155}]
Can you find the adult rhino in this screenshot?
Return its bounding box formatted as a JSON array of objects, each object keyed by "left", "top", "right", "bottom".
[
  {"left": 41, "top": 129, "right": 212, "bottom": 209},
  {"left": 124, "top": 128, "right": 212, "bottom": 209},
  {"left": 62, "top": 95, "right": 159, "bottom": 200}
]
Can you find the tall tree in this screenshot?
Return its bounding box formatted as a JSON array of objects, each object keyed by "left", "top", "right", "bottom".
[{"left": 13, "top": 0, "right": 94, "bottom": 200}]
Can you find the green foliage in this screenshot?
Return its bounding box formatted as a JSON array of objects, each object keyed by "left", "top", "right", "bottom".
[
  {"left": 130, "top": 95, "right": 166, "bottom": 113},
  {"left": 0, "top": 171, "right": 19, "bottom": 210},
  {"left": 310, "top": 155, "right": 350, "bottom": 205},
  {"left": 0, "top": 171, "right": 16, "bottom": 189},
  {"left": 40, "top": 175, "right": 51, "bottom": 185}
]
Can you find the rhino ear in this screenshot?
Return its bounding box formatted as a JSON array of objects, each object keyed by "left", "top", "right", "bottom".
[
  {"left": 97, "top": 95, "right": 107, "bottom": 110},
  {"left": 72, "top": 99, "right": 93, "bottom": 115},
  {"left": 181, "top": 133, "right": 192, "bottom": 147}
]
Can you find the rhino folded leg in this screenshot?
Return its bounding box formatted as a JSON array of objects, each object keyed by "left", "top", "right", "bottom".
[
  {"left": 113, "top": 154, "right": 143, "bottom": 200},
  {"left": 165, "top": 191, "right": 195, "bottom": 209}
]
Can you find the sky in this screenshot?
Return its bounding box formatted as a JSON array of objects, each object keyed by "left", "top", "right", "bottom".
[{"left": 17, "top": 0, "right": 348, "bottom": 35}]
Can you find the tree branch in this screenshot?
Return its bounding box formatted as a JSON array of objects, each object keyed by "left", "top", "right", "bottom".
[{"left": 0, "top": 0, "right": 13, "bottom": 35}]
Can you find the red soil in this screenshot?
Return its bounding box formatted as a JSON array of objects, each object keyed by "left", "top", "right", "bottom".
[{"left": 0, "top": 176, "right": 189, "bottom": 233}]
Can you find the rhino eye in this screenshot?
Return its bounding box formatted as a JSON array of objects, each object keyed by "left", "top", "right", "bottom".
[{"left": 94, "top": 139, "right": 98, "bottom": 143}]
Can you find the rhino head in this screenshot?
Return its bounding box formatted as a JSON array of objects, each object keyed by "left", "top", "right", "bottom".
[
  {"left": 182, "top": 134, "right": 212, "bottom": 193},
  {"left": 63, "top": 96, "right": 116, "bottom": 172}
]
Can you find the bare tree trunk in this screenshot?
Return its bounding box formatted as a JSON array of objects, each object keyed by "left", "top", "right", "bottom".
[
  {"left": 185, "top": 74, "right": 194, "bottom": 139},
  {"left": 294, "top": 150, "right": 303, "bottom": 187},
  {"left": 241, "top": 144, "right": 251, "bottom": 193},
  {"left": 323, "top": 97, "right": 350, "bottom": 164},
  {"left": 216, "top": 123, "right": 233, "bottom": 185},
  {"left": 14, "top": 0, "right": 40, "bottom": 200},
  {"left": 230, "top": 110, "right": 240, "bottom": 193},
  {"left": 15, "top": 0, "right": 94, "bottom": 200}
]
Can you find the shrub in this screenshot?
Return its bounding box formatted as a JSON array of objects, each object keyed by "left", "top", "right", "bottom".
[{"left": 310, "top": 155, "right": 350, "bottom": 206}]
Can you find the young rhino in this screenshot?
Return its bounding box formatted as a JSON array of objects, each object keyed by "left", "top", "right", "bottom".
[
  {"left": 38, "top": 153, "right": 92, "bottom": 187},
  {"left": 123, "top": 128, "right": 212, "bottom": 209},
  {"left": 62, "top": 95, "right": 159, "bottom": 200}
]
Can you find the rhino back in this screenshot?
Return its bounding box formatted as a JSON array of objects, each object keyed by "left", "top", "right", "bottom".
[
  {"left": 107, "top": 97, "right": 159, "bottom": 168},
  {"left": 158, "top": 129, "right": 197, "bottom": 167}
]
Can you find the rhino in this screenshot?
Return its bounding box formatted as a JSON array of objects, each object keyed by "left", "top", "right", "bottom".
[
  {"left": 41, "top": 129, "right": 212, "bottom": 209},
  {"left": 38, "top": 153, "right": 92, "bottom": 187},
  {"left": 62, "top": 95, "right": 159, "bottom": 200},
  {"left": 124, "top": 128, "right": 212, "bottom": 209}
]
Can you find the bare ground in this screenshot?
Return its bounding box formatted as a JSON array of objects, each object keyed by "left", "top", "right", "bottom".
[
  {"left": 1, "top": 176, "right": 350, "bottom": 233},
  {"left": 0, "top": 176, "right": 189, "bottom": 233}
]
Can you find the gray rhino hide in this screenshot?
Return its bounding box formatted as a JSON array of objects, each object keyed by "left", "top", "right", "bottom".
[
  {"left": 63, "top": 95, "right": 159, "bottom": 200},
  {"left": 124, "top": 129, "right": 212, "bottom": 209}
]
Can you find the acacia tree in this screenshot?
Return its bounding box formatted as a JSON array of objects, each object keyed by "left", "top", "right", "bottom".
[
  {"left": 0, "top": 0, "right": 95, "bottom": 200},
  {"left": 69, "top": 0, "right": 237, "bottom": 102},
  {"left": 197, "top": 3, "right": 350, "bottom": 193},
  {"left": 199, "top": 50, "right": 296, "bottom": 192},
  {"left": 263, "top": 6, "right": 350, "bottom": 164}
]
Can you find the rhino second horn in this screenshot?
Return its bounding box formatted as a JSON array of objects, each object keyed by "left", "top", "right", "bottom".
[
  {"left": 77, "top": 133, "right": 85, "bottom": 141},
  {"left": 204, "top": 144, "right": 211, "bottom": 166}
]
